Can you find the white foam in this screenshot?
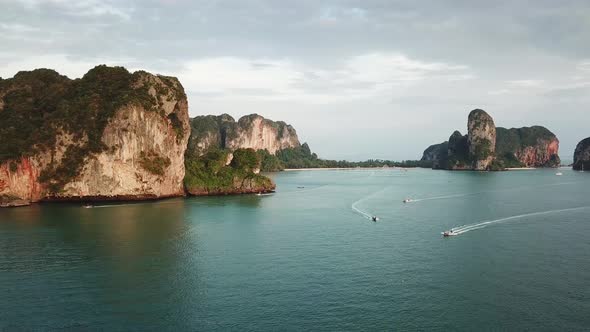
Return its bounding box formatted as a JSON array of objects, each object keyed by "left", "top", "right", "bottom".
[
  {"left": 449, "top": 206, "right": 590, "bottom": 235},
  {"left": 89, "top": 203, "right": 139, "bottom": 209},
  {"left": 351, "top": 187, "right": 390, "bottom": 220},
  {"left": 412, "top": 182, "right": 577, "bottom": 203}
]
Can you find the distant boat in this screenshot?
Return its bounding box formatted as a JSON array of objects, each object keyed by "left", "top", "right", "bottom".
[
  {"left": 556, "top": 172, "right": 563, "bottom": 176},
  {"left": 442, "top": 230, "right": 457, "bottom": 237},
  {"left": 403, "top": 198, "right": 413, "bottom": 203},
  {"left": 297, "top": 186, "right": 305, "bottom": 189},
  {"left": 83, "top": 204, "right": 93, "bottom": 209},
  {"left": 372, "top": 216, "right": 379, "bottom": 222}
]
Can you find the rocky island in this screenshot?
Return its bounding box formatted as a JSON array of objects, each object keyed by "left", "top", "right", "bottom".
[
  {"left": 573, "top": 137, "right": 590, "bottom": 171},
  {"left": 421, "top": 109, "right": 560, "bottom": 171}
]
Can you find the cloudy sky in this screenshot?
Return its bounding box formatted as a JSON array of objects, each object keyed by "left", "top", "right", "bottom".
[{"left": 2, "top": 0, "right": 589, "bottom": 161}]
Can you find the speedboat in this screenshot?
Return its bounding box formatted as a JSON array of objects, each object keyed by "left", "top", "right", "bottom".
[
  {"left": 83, "top": 204, "right": 93, "bottom": 209},
  {"left": 556, "top": 172, "right": 563, "bottom": 176},
  {"left": 403, "top": 198, "right": 412, "bottom": 203},
  {"left": 442, "top": 230, "right": 457, "bottom": 237},
  {"left": 372, "top": 216, "right": 379, "bottom": 222}
]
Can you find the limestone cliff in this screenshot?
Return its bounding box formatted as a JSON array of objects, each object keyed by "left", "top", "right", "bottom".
[
  {"left": 187, "top": 114, "right": 300, "bottom": 156},
  {"left": 573, "top": 138, "right": 590, "bottom": 171},
  {"left": 467, "top": 109, "right": 496, "bottom": 170},
  {"left": 0, "top": 66, "right": 190, "bottom": 207},
  {"left": 495, "top": 127, "right": 560, "bottom": 168}
]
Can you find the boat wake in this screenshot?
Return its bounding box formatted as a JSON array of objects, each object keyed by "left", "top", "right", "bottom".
[
  {"left": 447, "top": 206, "right": 590, "bottom": 235},
  {"left": 411, "top": 192, "right": 479, "bottom": 202},
  {"left": 89, "top": 203, "right": 144, "bottom": 209},
  {"left": 412, "top": 182, "right": 577, "bottom": 203},
  {"left": 351, "top": 187, "right": 390, "bottom": 220}
]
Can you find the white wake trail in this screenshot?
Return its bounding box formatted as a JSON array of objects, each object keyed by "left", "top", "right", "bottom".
[
  {"left": 449, "top": 206, "right": 590, "bottom": 235},
  {"left": 351, "top": 187, "right": 390, "bottom": 219},
  {"left": 89, "top": 203, "right": 141, "bottom": 209},
  {"left": 412, "top": 182, "right": 577, "bottom": 203},
  {"left": 412, "top": 192, "right": 479, "bottom": 202}
]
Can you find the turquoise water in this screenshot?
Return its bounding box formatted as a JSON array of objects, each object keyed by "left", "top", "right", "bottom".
[{"left": 1, "top": 168, "right": 590, "bottom": 331}]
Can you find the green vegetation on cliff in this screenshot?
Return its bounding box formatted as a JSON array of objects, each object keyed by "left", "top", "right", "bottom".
[
  {"left": 495, "top": 126, "right": 560, "bottom": 167},
  {"left": 471, "top": 138, "right": 492, "bottom": 160},
  {"left": 447, "top": 131, "right": 469, "bottom": 169},
  {"left": 184, "top": 148, "right": 274, "bottom": 195},
  {"left": 139, "top": 151, "right": 171, "bottom": 176},
  {"left": 0, "top": 65, "right": 185, "bottom": 191}
]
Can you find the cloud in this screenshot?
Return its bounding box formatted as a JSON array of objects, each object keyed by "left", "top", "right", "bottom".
[
  {"left": 0, "top": 23, "right": 39, "bottom": 33},
  {"left": 172, "top": 52, "right": 471, "bottom": 103},
  {"left": 507, "top": 79, "right": 545, "bottom": 88},
  {"left": 315, "top": 6, "right": 368, "bottom": 25},
  {"left": 578, "top": 60, "right": 590, "bottom": 72},
  {"left": 488, "top": 89, "right": 510, "bottom": 95},
  {"left": 7, "top": 0, "right": 132, "bottom": 20}
]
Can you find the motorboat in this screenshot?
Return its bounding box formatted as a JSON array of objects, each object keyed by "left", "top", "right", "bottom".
[
  {"left": 83, "top": 204, "right": 93, "bottom": 209},
  {"left": 442, "top": 230, "right": 457, "bottom": 237},
  {"left": 556, "top": 172, "right": 563, "bottom": 176},
  {"left": 403, "top": 198, "right": 412, "bottom": 203},
  {"left": 372, "top": 216, "right": 379, "bottom": 222}
]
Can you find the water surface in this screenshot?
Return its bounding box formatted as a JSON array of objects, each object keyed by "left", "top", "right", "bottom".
[{"left": 1, "top": 168, "right": 589, "bottom": 330}]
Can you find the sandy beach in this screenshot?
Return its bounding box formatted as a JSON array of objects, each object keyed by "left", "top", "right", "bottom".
[
  {"left": 506, "top": 167, "right": 537, "bottom": 170},
  {"left": 283, "top": 167, "right": 405, "bottom": 171}
]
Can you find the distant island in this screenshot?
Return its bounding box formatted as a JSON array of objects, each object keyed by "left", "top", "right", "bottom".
[{"left": 420, "top": 109, "right": 561, "bottom": 171}]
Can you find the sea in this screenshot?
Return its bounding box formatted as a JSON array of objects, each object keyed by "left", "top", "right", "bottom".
[{"left": 1, "top": 168, "right": 589, "bottom": 331}]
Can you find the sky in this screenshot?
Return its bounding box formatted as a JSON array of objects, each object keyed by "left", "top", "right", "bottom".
[{"left": 1, "top": 0, "right": 589, "bottom": 161}]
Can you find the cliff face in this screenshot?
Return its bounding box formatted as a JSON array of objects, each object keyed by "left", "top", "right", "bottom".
[
  {"left": 495, "top": 127, "right": 560, "bottom": 167},
  {"left": 187, "top": 114, "right": 300, "bottom": 156},
  {"left": 447, "top": 131, "right": 470, "bottom": 170},
  {"left": 573, "top": 138, "right": 590, "bottom": 171},
  {"left": 421, "top": 109, "right": 560, "bottom": 171},
  {"left": 227, "top": 114, "right": 300, "bottom": 154},
  {"left": 467, "top": 109, "right": 496, "bottom": 170},
  {"left": 0, "top": 66, "right": 190, "bottom": 207},
  {"left": 421, "top": 142, "right": 448, "bottom": 169}
]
